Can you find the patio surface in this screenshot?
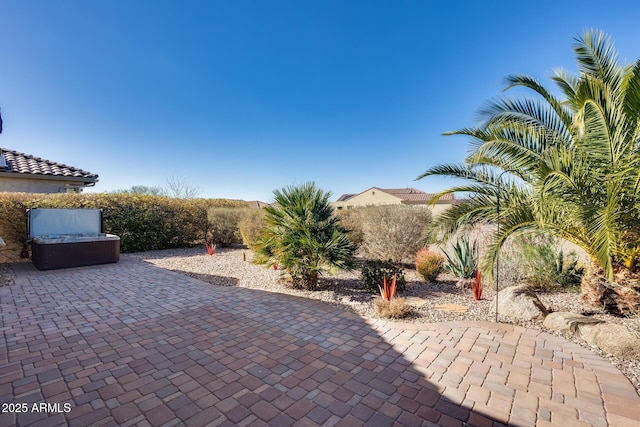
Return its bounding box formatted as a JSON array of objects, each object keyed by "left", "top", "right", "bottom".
[{"left": 1, "top": 257, "right": 639, "bottom": 427}]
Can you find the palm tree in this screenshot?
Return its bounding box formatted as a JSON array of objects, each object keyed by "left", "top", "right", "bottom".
[
  {"left": 418, "top": 30, "right": 640, "bottom": 314},
  {"left": 254, "top": 182, "right": 356, "bottom": 290}
]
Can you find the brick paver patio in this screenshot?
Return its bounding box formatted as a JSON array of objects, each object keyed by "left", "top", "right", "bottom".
[{"left": 1, "top": 257, "right": 639, "bottom": 426}]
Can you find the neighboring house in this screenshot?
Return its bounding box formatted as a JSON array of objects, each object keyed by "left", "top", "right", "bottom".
[
  {"left": 0, "top": 148, "right": 98, "bottom": 193},
  {"left": 333, "top": 187, "right": 456, "bottom": 216}
]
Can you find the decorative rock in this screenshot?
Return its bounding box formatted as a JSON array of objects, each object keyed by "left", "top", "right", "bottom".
[
  {"left": 404, "top": 297, "right": 428, "bottom": 308},
  {"left": 434, "top": 303, "right": 469, "bottom": 313},
  {"left": 456, "top": 278, "right": 473, "bottom": 289},
  {"left": 543, "top": 311, "right": 604, "bottom": 334},
  {"left": 543, "top": 311, "right": 640, "bottom": 358},
  {"left": 490, "top": 285, "right": 548, "bottom": 321},
  {"left": 578, "top": 323, "right": 640, "bottom": 359}
]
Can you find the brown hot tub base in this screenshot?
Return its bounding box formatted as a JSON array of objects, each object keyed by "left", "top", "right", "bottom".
[{"left": 30, "top": 235, "right": 120, "bottom": 270}]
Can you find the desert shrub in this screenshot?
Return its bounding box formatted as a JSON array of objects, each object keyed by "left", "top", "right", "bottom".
[
  {"left": 0, "top": 192, "right": 245, "bottom": 254},
  {"left": 360, "top": 259, "right": 406, "bottom": 294},
  {"left": 334, "top": 208, "right": 364, "bottom": 247},
  {"left": 497, "top": 234, "right": 585, "bottom": 289},
  {"left": 374, "top": 297, "right": 413, "bottom": 319},
  {"left": 442, "top": 236, "right": 478, "bottom": 279},
  {"left": 415, "top": 248, "right": 445, "bottom": 282},
  {"left": 207, "top": 207, "right": 250, "bottom": 246},
  {"left": 239, "top": 209, "right": 267, "bottom": 249},
  {"left": 254, "top": 182, "right": 356, "bottom": 290},
  {"left": 357, "top": 205, "right": 431, "bottom": 262}
]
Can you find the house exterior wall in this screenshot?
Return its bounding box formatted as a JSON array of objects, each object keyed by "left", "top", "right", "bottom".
[
  {"left": 333, "top": 188, "right": 401, "bottom": 209},
  {"left": 332, "top": 187, "right": 454, "bottom": 218},
  {"left": 0, "top": 177, "right": 85, "bottom": 193},
  {"left": 430, "top": 203, "right": 451, "bottom": 217}
]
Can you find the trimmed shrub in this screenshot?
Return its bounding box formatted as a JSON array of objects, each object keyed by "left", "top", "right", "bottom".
[
  {"left": 0, "top": 192, "right": 245, "bottom": 255},
  {"left": 239, "top": 209, "right": 267, "bottom": 249},
  {"left": 415, "top": 248, "right": 445, "bottom": 282},
  {"left": 356, "top": 205, "right": 432, "bottom": 262},
  {"left": 207, "top": 207, "right": 250, "bottom": 247},
  {"left": 360, "top": 259, "right": 407, "bottom": 294}
]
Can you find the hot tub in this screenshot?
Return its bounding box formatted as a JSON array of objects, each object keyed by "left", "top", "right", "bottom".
[{"left": 28, "top": 208, "right": 120, "bottom": 270}]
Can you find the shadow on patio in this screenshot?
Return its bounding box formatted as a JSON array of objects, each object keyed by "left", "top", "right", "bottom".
[{"left": 1, "top": 257, "right": 638, "bottom": 426}]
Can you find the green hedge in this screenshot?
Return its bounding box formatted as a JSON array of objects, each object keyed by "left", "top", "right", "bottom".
[{"left": 0, "top": 192, "right": 246, "bottom": 255}]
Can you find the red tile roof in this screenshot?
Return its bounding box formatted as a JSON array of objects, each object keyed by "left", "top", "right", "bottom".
[{"left": 0, "top": 148, "right": 98, "bottom": 183}]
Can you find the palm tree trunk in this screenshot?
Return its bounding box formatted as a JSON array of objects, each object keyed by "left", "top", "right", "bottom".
[{"left": 581, "top": 261, "right": 640, "bottom": 315}]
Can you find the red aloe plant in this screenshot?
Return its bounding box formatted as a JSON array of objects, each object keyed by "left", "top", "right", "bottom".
[
  {"left": 273, "top": 264, "right": 278, "bottom": 270},
  {"left": 205, "top": 242, "right": 215, "bottom": 256},
  {"left": 472, "top": 269, "right": 482, "bottom": 300},
  {"left": 379, "top": 274, "right": 398, "bottom": 301}
]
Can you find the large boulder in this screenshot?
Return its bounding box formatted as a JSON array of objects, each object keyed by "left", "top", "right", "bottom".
[
  {"left": 579, "top": 323, "right": 640, "bottom": 359},
  {"left": 543, "top": 311, "right": 604, "bottom": 334},
  {"left": 490, "top": 285, "right": 548, "bottom": 321},
  {"left": 544, "top": 312, "right": 640, "bottom": 359}
]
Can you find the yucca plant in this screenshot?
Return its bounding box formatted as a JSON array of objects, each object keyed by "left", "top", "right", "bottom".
[{"left": 442, "top": 236, "right": 478, "bottom": 279}]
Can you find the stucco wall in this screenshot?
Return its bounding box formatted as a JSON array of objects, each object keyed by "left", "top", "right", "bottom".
[
  {"left": 0, "top": 177, "right": 84, "bottom": 193},
  {"left": 332, "top": 188, "right": 453, "bottom": 218},
  {"left": 333, "top": 188, "right": 402, "bottom": 209}
]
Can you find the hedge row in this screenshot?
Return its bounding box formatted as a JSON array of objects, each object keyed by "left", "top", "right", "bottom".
[{"left": 0, "top": 192, "right": 246, "bottom": 255}]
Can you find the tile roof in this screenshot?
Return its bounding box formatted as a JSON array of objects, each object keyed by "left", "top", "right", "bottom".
[
  {"left": 335, "top": 187, "right": 455, "bottom": 203},
  {"left": 380, "top": 188, "right": 455, "bottom": 202},
  {"left": 0, "top": 148, "right": 98, "bottom": 182}
]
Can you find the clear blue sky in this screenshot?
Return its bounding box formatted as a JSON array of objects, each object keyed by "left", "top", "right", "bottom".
[{"left": 2, "top": 1, "right": 640, "bottom": 202}]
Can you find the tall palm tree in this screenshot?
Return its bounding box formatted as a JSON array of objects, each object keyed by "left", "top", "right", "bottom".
[{"left": 418, "top": 30, "right": 640, "bottom": 314}]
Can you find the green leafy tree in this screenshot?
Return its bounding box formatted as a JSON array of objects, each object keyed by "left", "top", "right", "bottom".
[
  {"left": 254, "top": 182, "right": 356, "bottom": 290},
  {"left": 418, "top": 30, "right": 640, "bottom": 314}
]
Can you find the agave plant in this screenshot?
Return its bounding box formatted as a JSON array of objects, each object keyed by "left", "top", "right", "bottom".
[{"left": 442, "top": 236, "right": 478, "bottom": 279}]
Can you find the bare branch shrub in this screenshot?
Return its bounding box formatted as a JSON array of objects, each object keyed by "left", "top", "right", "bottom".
[{"left": 165, "top": 176, "right": 201, "bottom": 198}]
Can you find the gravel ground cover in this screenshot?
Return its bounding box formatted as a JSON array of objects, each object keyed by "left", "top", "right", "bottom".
[
  {"left": 2, "top": 246, "right": 639, "bottom": 392},
  {"left": 127, "top": 246, "right": 640, "bottom": 392}
]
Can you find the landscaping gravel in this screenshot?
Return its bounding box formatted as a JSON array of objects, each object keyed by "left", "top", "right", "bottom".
[{"left": 2, "top": 246, "right": 639, "bottom": 392}]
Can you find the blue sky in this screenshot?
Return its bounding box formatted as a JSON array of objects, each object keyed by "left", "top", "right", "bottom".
[{"left": 2, "top": 1, "right": 640, "bottom": 202}]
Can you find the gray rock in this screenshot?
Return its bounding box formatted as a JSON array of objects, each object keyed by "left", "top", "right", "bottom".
[
  {"left": 543, "top": 311, "right": 640, "bottom": 359},
  {"left": 490, "top": 285, "right": 548, "bottom": 321},
  {"left": 543, "top": 311, "right": 604, "bottom": 334}
]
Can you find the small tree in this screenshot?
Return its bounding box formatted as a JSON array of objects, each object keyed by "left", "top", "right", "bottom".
[{"left": 254, "top": 182, "right": 356, "bottom": 290}]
